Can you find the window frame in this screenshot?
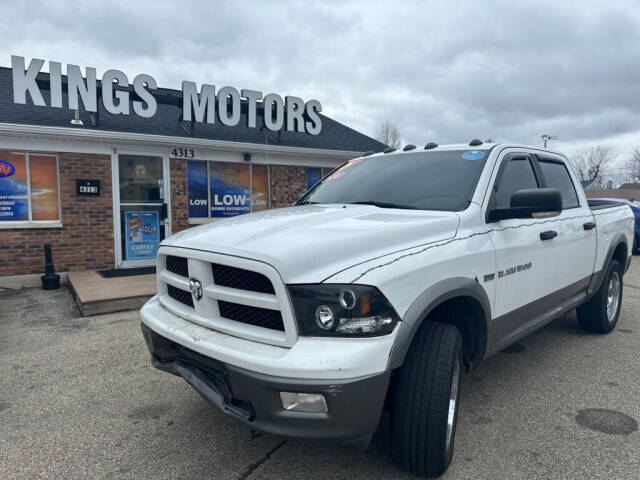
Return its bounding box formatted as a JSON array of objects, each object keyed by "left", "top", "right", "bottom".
[
  {"left": 0, "top": 150, "right": 62, "bottom": 229},
  {"left": 533, "top": 155, "right": 581, "bottom": 210}
]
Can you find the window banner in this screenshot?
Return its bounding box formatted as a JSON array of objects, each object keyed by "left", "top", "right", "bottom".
[
  {"left": 29, "top": 155, "right": 59, "bottom": 221},
  {"left": 0, "top": 153, "right": 28, "bottom": 221},
  {"left": 210, "top": 163, "right": 251, "bottom": 218},
  {"left": 251, "top": 164, "right": 269, "bottom": 212},
  {"left": 306, "top": 167, "right": 322, "bottom": 190},
  {"left": 124, "top": 211, "right": 160, "bottom": 260},
  {"left": 187, "top": 160, "right": 208, "bottom": 218}
]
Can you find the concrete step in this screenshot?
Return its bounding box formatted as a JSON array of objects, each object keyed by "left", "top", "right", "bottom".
[{"left": 67, "top": 270, "right": 156, "bottom": 316}]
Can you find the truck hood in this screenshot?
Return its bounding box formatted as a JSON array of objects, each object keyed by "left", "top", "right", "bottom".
[{"left": 163, "top": 205, "right": 460, "bottom": 283}]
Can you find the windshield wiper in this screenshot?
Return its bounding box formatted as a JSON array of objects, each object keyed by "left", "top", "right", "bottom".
[
  {"left": 348, "top": 201, "right": 418, "bottom": 210},
  {"left": 296, "top": 200, "right": 319, "bottom": 205}
]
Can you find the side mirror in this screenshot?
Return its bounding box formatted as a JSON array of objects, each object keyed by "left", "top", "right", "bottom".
[{"left": 488, "top": 188, "right": 562, "bottom": 222}]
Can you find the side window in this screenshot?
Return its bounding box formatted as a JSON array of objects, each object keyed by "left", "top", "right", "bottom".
[
  {"left": 538, "top": 160, "right": 580, "bottom": 208},
  {"left": 494, "top": 157, "right": 539, "bottom": 208}
]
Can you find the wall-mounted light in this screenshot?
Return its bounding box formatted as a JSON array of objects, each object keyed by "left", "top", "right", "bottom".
[
  {"left": 70, "top": 110, "right": 83, "bottom": 126},
  {"left": 244, "top": 152, "right": 251, "bottom": 162}
]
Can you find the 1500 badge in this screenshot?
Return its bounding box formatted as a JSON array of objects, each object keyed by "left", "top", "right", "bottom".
[{"left": 484, "top": 262, "right": 532, "bottom": 282}]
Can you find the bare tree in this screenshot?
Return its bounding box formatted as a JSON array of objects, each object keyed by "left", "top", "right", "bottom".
[
  {"left": 624, "top": 147, "right": 640, "bottom": 183},
  {"left": 375, "top": 121, "right": 401, "bottom": 149},
  {"left": 567, "top": 146, "right": 616, "bottom": 184}
]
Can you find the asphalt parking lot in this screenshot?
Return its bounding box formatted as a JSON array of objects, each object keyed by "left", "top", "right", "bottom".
[{"left": 1, "top": 263, "right": 639, "bottom": 480}]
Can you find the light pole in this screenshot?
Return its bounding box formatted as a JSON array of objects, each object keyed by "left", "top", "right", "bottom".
[{"left": 541, "top": 134, "right": 558, "bottom": 148}]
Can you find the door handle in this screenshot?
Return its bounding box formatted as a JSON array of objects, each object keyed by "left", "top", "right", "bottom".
[
  {"left": 540, "top": 230, "right": 558, "bottom": 241},
  {"left": 583, "top": 222, "right": 596, "bottom": 231}
]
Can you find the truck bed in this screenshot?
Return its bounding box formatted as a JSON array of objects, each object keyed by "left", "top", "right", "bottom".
[{"left": 588, "top": 199, "right": 628, "bottom": 211}]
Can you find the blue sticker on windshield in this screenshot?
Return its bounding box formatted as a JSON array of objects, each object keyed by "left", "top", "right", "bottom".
[{"left": 462, "top": 150, "right": 485, "bottom": 161}]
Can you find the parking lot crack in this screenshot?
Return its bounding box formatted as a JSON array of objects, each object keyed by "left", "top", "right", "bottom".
[{"left": 238, "top": 440, "right": 286, "bottom": 480}]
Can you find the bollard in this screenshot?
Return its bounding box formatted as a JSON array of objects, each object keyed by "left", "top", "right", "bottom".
[{"left": 41, "top": 243, "right": 60, "bottom": 290}]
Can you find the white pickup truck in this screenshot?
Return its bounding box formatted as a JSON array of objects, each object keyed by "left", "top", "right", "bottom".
[{"left": 141, "top": 141, "right": 634, "bottom": 477}]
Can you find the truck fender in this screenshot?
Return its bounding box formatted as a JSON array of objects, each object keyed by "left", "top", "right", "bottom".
[
  {"left": 388, "top": 277, "right": 491, "bottom": 371},
  {"left": 586, "top": 233, "right": 629, "bottom": 297}
]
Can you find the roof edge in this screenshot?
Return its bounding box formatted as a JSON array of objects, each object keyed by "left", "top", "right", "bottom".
[{"left": 0, "top": 122, "right": 365, "bottom": 158}]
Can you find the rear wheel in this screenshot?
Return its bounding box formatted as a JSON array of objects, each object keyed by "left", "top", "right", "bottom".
[
  {"left": 577, "top": 260, "right": 623, "bottom": 333},
  {"left": 391, "top": 322, "right": 463, "bottom": 477}
]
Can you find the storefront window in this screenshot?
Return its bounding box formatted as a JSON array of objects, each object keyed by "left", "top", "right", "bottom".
[
  {"left": 118, "top": 155, "right": 164, "bottom": 202},
  {"left": 30, "top": 154, "right": 60, "bottom": 221},
  {"left": 0, "top": 151, "right": 60, "bottom": 224},
  {"left": 306, "top": 167, "right": 334, "bottom": 191},
  {"left": 187, "top": 161, "right": 271, "bottom": 221}
]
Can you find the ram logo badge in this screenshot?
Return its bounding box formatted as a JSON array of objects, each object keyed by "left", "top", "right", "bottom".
[{"left": 188, "top": 277, "right": 203, "bottom": 301}]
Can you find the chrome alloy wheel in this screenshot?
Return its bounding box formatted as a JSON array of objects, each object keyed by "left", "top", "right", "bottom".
[{"left": 606, "top": 271, "right": 621, "bottom": 323}]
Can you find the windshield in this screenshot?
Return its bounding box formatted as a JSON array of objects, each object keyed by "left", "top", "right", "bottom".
[{"left": 297, "top": 149, "right": 490, "bottom": 211}]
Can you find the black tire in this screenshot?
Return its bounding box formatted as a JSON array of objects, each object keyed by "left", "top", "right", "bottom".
[
  {"left": 577, "top": 260, "right": 623, "bottom": 333},
  {"left": 391, "top": 322, "right": 463, "bottom": 477},
  {"left": 634, "top": 236, "right": 639, "bottom": 254}
]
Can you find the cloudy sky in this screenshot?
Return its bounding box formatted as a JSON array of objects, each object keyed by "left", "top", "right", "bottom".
[{"left": 1, "top": 0, "right": 639, "bottom": 166}]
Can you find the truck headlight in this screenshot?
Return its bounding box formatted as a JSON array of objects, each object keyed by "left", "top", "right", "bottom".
[{"left": 288, "top": 284, "right": 400, "bottom": 337}]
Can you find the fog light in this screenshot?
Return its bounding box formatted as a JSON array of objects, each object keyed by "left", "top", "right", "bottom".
[{"left": 280, "top": 392, "right": 328, "bottom": 413}]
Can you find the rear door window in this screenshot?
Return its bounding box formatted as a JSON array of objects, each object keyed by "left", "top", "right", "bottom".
[{"left": 538, "top": 159, "right": 580, "bottom": 208}]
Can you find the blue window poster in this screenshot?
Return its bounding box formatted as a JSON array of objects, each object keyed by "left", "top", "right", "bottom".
[
  {"left": 187, "top": 160, "right": 208, "bottom": 218},
  {"left": 0, "top": 155, "right": 28, "bottom": 221},
  {"left": 209, "top": 163, "right": 251, "bottom": 218},
  {"left": 306, "top": 167, "right": 322, "bottom": 190},
  {"left": 124, "top": 211, "right": 160, "bottom": 260}
]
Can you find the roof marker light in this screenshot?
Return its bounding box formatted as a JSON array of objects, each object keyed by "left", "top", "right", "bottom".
[
  {"left": 403, "top": 144, "right": 416, "bottom": 151},
  {"left": 469, "top": 139, "right": 483, "bottom": 146},
  {"left": 383, "top": 147, "right": 396, "bottom": 154},
  {"left": 424, "top": 142, "right": 438, "bottom": 150},
  {"left": 361, "top": 151, "right": 375, "bottom": 157}
]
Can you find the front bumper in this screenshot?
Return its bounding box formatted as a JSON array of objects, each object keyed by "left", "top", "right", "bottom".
[{"left": 141, "top": 323, "right": 390, "bottom": 442}]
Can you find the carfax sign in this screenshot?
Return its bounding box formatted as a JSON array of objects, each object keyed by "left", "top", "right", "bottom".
[{"left": 124, "top": 211, "right": 160, "bottom": 260}]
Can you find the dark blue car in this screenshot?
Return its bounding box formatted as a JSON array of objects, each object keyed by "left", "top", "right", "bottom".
[{"left": 590, "top": 198, "right": 640, "bottom": 253}]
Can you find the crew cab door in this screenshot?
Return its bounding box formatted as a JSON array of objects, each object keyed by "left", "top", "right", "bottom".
[
  {"left": 533, "top": 154, "right": 597, "bottom": 296},
  {"left": 485, "top": 152, "right": 561, "bottom": 349}
]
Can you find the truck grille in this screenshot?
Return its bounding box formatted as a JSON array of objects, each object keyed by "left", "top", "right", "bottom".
[
  {"left": 211, "top": 263, "right": 275, "bottom": 294},
  {"left": 218, "top": 301, "right": 284, "bottom": 331},
  {"left": 166, "top": 255, "right": 188, "bottom": 277},
  {"left": 167, "top": 284, "right": 194, "bottom": 308},
  {"left": 157, "top": 248, "right": 297, "bottom": 347}
]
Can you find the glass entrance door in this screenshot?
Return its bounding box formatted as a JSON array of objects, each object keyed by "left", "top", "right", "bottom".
[{"left": 116, "top": 153, "right": 169, "bottom": 267}]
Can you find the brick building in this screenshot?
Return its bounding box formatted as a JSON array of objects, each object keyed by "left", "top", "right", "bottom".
[{"left": 0, "top": 63, "right": 384, "bottom": 280}]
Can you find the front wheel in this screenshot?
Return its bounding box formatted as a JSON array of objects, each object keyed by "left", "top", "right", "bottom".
[
  {"left": 577, "top": 260, "right": 623, "bottom": 333},
  {"left": 391, "top": 322, "right": 463, "bottom": 477}
]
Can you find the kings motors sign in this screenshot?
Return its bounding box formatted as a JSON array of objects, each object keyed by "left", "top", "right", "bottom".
[{"left": 10, "top": 55, "right": 322, "bottom": 135}]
